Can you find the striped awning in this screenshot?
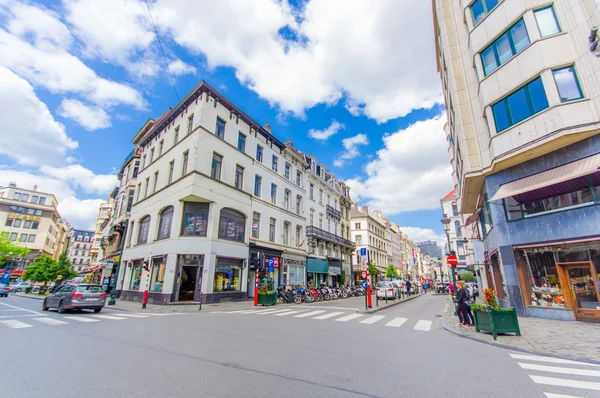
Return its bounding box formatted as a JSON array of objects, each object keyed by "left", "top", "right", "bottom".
[{"left": 489, "top": 153, "right": 600, "bottom": 202}]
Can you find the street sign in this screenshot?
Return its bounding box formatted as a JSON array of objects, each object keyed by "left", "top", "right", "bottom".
[
  {"left": 268, "top": 258, "right": 274, "bottom": 273},
  {"left": 361, "top": 280, "right": 367, "bottom": 289},
  {"left": 447, "top": 254, "right": 459, "bottom": 267},
  {"left": 361, "top": 270, "right": 367, "bottom": 279},
  {"left": 360, "top": 248, "right": 367, "bottom": 256}
]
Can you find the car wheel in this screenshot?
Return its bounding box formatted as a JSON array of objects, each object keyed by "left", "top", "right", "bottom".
[
  {"left": 16, "top": 288, "right": 22, "bottom": 293},
  {"left": 42, "top": 299, "right": 49, "bottom": 311},
  {"left": 57, "top": 300, "right": 66, "bottom": 314},
  {"left": 93, "top": 308, "right": 102, "bottom": 313}
]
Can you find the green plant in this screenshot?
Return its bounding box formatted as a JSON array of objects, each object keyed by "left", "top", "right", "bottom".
[
  {"left": 459, "top": 271, "right": 476, "bottom": 282},
  {"left": 385, "top": 264, "right": 398, "bottom": 279},
  {"left": 340, "top": 270, "right": 346, "bottom": 285},
  {"left": 0, "top": 231, "right": 31, "bottom": 266},
  {"left": 22, "top": 254, "right": 77, "bottom": 285},
  {"left": 368, "top": 262, "right": 378, "bottom": 279}
]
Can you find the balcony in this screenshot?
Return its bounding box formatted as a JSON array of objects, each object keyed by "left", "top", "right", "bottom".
[
  {"left": 326, "top": 205, "right": 341, "bottom": 220},
  {"left": 306, "top": 225, "right": 354, "bottom": 248}
]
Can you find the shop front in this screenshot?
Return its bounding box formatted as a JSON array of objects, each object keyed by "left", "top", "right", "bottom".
[
  {"left": 328, "top": 259, "right": 343, "bottom": 287},
  {"left": 282, "top": 256, "right": 305, "bottom": 287},
  {"left": 306, "top": 257, "right": 328, "bottom": 287},
  {"left": 248, "top": 244, "right": 282, "bottom": 298},
  {"left": 515, "top": 240, "right": 600, "bottom": 322}
]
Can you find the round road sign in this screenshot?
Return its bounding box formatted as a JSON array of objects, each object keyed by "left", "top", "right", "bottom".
[
  {"left": 361, "top": 270, "right": 368, "bottom": 279},
  {"left": 447, "top": 255, "right": 459, "bottom": 267}
]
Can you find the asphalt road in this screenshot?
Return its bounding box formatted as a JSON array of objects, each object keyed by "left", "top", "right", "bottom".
[{"left": 0, "top": 294, "right": 595, "bottom": 398}]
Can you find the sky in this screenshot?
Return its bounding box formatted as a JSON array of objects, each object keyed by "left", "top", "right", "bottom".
[{"left": 0, "top": 0, "right": 453, "bottom": 247}]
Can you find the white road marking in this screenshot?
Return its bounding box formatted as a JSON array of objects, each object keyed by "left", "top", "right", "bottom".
[
  {"left": 114, "top": 313, "right": 149, "bottom": 318},
  {"left": 91, "top": 315, "right": 127, "bottom": 320},
  {"left": 245, "top": 309, "right": 280, "bottom": 314},
  {"left": 0, "top": 302, "right": 45, "bottom": 315},
  {"left": 544, "top": 393, "right": 585, "bottom": 398},
  {"left": 65, "top": 316, "right": 99, "bottom": 323},
  {"left": 0, "top": 319, "right": 32, "bottom": 329},
  {"left": 33, "top": 317, "right": 68, "bottom": 326},
  {"left": 519, "top": 362, "right": 600, "bottom": 377},
  {"left": 274, "top": 310, "right": 306, "bottom": 316},
  {"left": 385, "top": 317, "right": 408, "bottom": 327},
  {"left": 359, "top": 315, "right": 385, "bottom": 324},
  {"left": 314, "top": 311, "right": 345, "bottom": 320},
  {"left": 510, "top": 354, "right": 600, "bottom": 367},
  {"left": 294, "top": 310, "right": 326, "bottom": 318},
  {"left": 257, "top": 309, "right": 292, "bottom": 315},
  {"left": 335, "top": 314, "right": 363, "bottom": 322},
  {"left": 0, "top": 309, "right": 23, "bottom": 312},
  {"left": 529, "top": 375, "right": 600, "bottom": 391},
  {"left": 225, "top": 310, "right": 257, "bottom": 314},
  {"left": 414, "top": 320, "right": 432, "bottom": 331}
]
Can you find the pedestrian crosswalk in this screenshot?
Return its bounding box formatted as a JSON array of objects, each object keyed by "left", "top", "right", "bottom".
[
  {"left": 213, "top": 308, "right": 433, "bottom": 331},
  {"left": 510, "top": 352, "right": 600, "bottom": 397}
]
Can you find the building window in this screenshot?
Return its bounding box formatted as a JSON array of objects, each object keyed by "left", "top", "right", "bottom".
[
  {"left": 157, "top": 206, "right": 174, "bottom": 240},
  {"left": 28, "top": 234, "right": 35, "bottom": 243},
  {"left": 35, "top": 209, "right": 42, "bottom": 216},
  {"left": 284, "top": 189, "right": 290, "bottom": 210},
  {"left": 492, "top": 76, "right": 548, "bottom": 133},
  {"left": 187, "top": 114, "right": 194, "bottom": 134},
  {"left": 32, "top": 195, "right": 38, "bottom": 203},
  {"left": 269, "top": 218, "right": 276, "bottom": 242},
  {"left": 252, "top": 212, "right": 260, "bottom": 239},
  {"left": 309, "top": 183, "right": 314, "bottom": 199},
  {"left": 470, "top": 0, "right": 499, "bottom": 25},
  {"left": 153, "top": 171, "right": 159, "bottom": 193},
  {"left": 218, "top": 208, "right": 246, "bottom": 242},
  {"left": 256, "top": 145, "right": 263, "bottom": 162},
  {"left": 9, "top": 232, "right": 17, "bottom": 241},
  {"left": 285, "top": 163, "right": 290, "bottom": 179},
  {"left": 144, "top": 177, "right": 150, "bottom": 197},
  {"left": 211, "top": 152, "right": 223, "bottom": 180},
  {"left": 479, "top": 195, "right": 493, "bottom": 237},
  {"left": 254, "top": 175, "right": 262, "bottom": 197},
  {"left": 452, "top": 203, "right": 459, "bottom": 216},
  {"left": 181, "top": 202, "right": 209, "bottom": 236},
  {"left": 150, "top": 148, "right": 155, "bottom": 163},
  {"left": 32, "top": 221, "right": 39, "bottom": 229},
  {"left": 168, "top": 160, "right": 174, "bottom": 184},
  {"left": 319, "top": 189, "right": 323, "bottom": 203},
  {"left": 296, "top": 195, "right": 302, "bottom": 215},
  {"left": 272, "top": 155, "right": 278, "bottom": 172},
  {"left": 174, "top": 126, "right": 180, "bottom": 145},
  {"left": 356, "top": 235, "right": 362, "bottom": 245},
  {"left": 182, "top": 151, "right": 189, "bottom": 176},
  {"left": 535, "top": 6, "right": 560, "bottom": 37},
  {"left": 39, "top": 197, "right": 46, "bottom": 205},
  {"left": 214, "top": 260, "right": 242, "bottom": 292},
  {"left": 481, "top": 19, "right": 529, "bottom": 76},
  {"left": 271, "top": 183, "right": 277, "bottom": 205},
  {"left": 14, "top": 192, "right": 20, "bottom": 200},
  {"left": 133, "top": 161, "right": 139, "bottom": 178},
  {"left": 235, "top": 165, "right": 244, "bottom": 190},
  {"left": 136, "top": 183, "right": 142, "bottom": 202},
  {"left": 454, "top": 220, "right": 462, "bottom": 237},
  {"left": 309, "top": 213, "right": 314, "bottom": 225},
  {"left": 159, "top": 140, "right": 164, "bottom": 156},
  {"left": 296, "top": 225, "right": 302, "bottom": 246},
  {"left": 24, "top": 220, "right": 31, "bottom": 229},
  {"left": 150, "top": 257, "right": 166, "bottom": 292},
  {"left": 355, "top": 222, "right": 361, "bottom": 229},
  {"left": 137, "top": 216, "right": 150, "bottom": 245},
  {"left": 5, "top": 218, "right": 13, "bottom": 227},
  {"left": 142, "top": 155, "right": 146, "bottom": 169},
  {"left": 319, "top": 217, "right": 322, "bottom": 229},
  {"left": 216, "top": 117, "right": 225, "bottom": 139},
  {"left": 283, "top": 222, "right": 290, "bottom": 245},
  {"left": 238, "top": 132, "right": 246, "bottom": 152},
  {"left": 130, "top": 261, "right": 142, "bottom": 290},
  {"left": 21, "top": 194, "right": 29, "bottom": 202},
  {"left": 14, "top": 219, "right": 21, "bottom": 228},
  {"left": 553, "top": 66, "right": 583, "bottom": 102},
  {"left": 296, "top": 171, "right": 301, "bottom": 186}
]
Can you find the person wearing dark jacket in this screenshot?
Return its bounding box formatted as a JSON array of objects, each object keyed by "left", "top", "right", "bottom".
[{"left": 456, "top": 281, "right": 474, "bottom": 328}]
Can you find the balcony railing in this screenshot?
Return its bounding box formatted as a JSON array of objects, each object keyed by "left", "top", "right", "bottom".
[
  {"left": 326, "top": 205, "right": 341, "bottom": 219},
  {"left": 306, "top": 225, "right": 354, "bottom": 248}
]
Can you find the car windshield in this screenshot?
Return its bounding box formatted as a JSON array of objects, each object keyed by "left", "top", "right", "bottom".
[
  {"left": 76, "top": 285, "right": 103, "bottom": 293},
  {"left": 376, "top": 282, "right": 391, "bottom": 288}
]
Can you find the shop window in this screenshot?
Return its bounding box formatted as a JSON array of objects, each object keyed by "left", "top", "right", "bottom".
[
  {"left": 523, "top": 248, "right": 564, "bottom": 307},
  {"left": 213, "top": 260, "right": 241, "bottom": 292},
  {"left": 137, "top": 216, "right": 150, "bottom": 245},
  {"left": 288, "top": 265, "right": 304, "bottom": 286},
  {"left": 481, "top": 19, "right": 529, "bottom": 76},
  {"left": 218, "top": 208, "right": 246, "bottom": 242},
  {"left": 552, "top": 66, "right": 583, "bottom": 102},
  {"left": 150, "top": 257, "right": 166, "bottom": 292},
  {"left": 157, "top": 206, "right": 174, "bottom": 240},
  {"left": 181, "top": 202, "right": 209, "bottom": 236},
  {"left": 492, "top": 77, "right": 548, "bottom": 132},
  {"left": 130, "top": 261, "right": 142, "bottom": 290}
]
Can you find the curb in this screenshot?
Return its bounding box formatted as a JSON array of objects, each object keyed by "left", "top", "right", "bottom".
[
  {"left": 356, "top": 293, "right": 425, "bottom": 314},
  {"left": 441, "top": 307, "right": 600, "bottom": 365}
]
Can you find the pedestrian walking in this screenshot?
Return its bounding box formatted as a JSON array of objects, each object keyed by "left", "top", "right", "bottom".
[
  {"left": 448, "top": 282, "right": 455, "bottom": 296},
  {"left": 405, "top": 279, "right": 412, "bottom": 296},
  {"left": 456, "top": 281, "right": 474, "bottom": 328}
]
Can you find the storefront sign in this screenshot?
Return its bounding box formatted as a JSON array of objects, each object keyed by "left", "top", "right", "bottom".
[
  {"left": 252, "top": 224, "right": 259, "bottom": 231},
  {"left": 106, "top": 261, "right": 114, "bottom": 269},
  {"left": 268, "top": 258, "right": 274, "bottom": 273},
  {"left": 273, "top": 257, "right": 279, "bottom": 268}
]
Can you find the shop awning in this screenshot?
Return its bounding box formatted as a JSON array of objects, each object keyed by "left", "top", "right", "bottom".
[
  {"left": 306, "top": 258, "right": 328, "bottom": 274},
  {"left": 489, "top": 153, "right": 600, "bottom": 202},
  {"left": 464, "top": 210, "right": 480, "bottom": 226}
]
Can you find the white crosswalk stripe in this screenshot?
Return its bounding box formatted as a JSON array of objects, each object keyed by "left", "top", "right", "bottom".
[
  {"left": 359, "top": 315, "right": 385, "bottom": 324},
  {"left": 294, "top": 310, "right": 326, "bottom": 318},
  {"left": 274, "top": 310, "right": 306, "bottom": 316},
  {"left": 65, "top": 316, "right": 99, "bottom": 323},
  {"left": 314, "top": 311, "right": 345, "bottom": 320},
  {"left": 0, "top": 319, "right": 32, "bottom": 329},
  {"left": 113, "top": 313, "right": 149, "bottom": 318},
  {"left": 544, "top": 393, "right": 584, "bottom": 398},
  {"left": 518, "top": 362, "right": 600, "bottom": 377},
  {"left": 257, "top": 309, "right": 291, "bottom": 315},
  {"left": 529, "top": 375, "right": 600, "bottom": 391},
  {"left": 90, "top": 315, "right": 127, "bottom": 320},
  {"left": 33, "top": 317, "right": 68, "bottom": 326},
  {"left": 385, "top": 317, "right": 407, "bottom": 328},
  {"left": 414, "top": 320, "right": 432, "bottom": 331},
  {"left": 510, "top": 353, "right": 600, "bottom": 367},
  {"left": 335, "top": 314, "right": 363, "bottom": 322}
]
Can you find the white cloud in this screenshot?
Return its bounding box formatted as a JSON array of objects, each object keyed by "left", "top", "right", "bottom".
[
  {"left": 0, "top": 67, "right": 78, "bottom": 166},
  {"left": 4, "top": 1, "right": 73, "bottom": 49},
  {"left": 168, "top": 59, "right": 197, "bottom": 76},
  {"left": 334, "top": 133, "right": 368, "bottom": 167},
  {"left": 308, "top": 120, "right": 344, "bottom": 140},
  {"left": 346, "top": 113, "right": 453, "bottom": 213},
  {"left": 400, "top": 226, "right": 447, "bottom": 251},
  {"left": 40, "top": 164, "right": 118, "bottom": 194},
  {"left": 58, "top": 99, "right": 111, "bottom": 130}
]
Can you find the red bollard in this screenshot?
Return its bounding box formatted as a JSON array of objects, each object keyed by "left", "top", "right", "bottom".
[
  {"left": 253, "top": 272, "right": 259, "bottom": 306},
  {"left": 142, "top": 289, "right": 148, "bottom": 309},
  {"left": 366, "top": 276, "right": 372, "bottom": 308}
]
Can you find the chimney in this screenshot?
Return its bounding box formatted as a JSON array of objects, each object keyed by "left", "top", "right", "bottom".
[
  {"left": 264, "top": 122, "right": 271, "bottom": 134},
  {"left": 33, "top": 185, "right": 38, "bottom": 192},
  {"left": 9, "top": 181, "right": 16, "bottom": 188},
  {"left": 362, "top": 205, "right": 369, "bottom": 215}
]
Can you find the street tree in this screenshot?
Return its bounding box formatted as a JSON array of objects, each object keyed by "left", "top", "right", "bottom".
[
  {"left": 459, "top": 271, "right": 477, "bottom": 282},
  {"left": 368, "top": 262, "right": 378, "bottom": 282},
  {"left": 385, "top": 264, "right": 398, "bottom": 279},
  {"left": 22, "top": 255, "right": 77, "bottom": 288},
  {"left": 0, "top": 231, "right": 31, "bottom": 267}
]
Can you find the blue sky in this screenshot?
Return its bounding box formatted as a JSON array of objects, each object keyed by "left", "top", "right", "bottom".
[{"left": 0, "top": 0, "right": 452, "bottom": 245}]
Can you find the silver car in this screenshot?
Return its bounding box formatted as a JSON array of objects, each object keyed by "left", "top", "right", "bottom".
[{"left": 43, "top": 284, "right": 106, "bottom": 313}]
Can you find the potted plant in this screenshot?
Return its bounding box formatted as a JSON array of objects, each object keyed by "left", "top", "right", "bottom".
[
  {"left": 257, "top": 284, "right": 277, "bottom": 306},
  {"left": 471, "top": 288, "right": 521, "bottom": 340}
]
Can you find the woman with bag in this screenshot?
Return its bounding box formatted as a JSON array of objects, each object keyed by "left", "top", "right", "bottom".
[{"left": 456, "top": 281, "right": 474, "bottom": 328}]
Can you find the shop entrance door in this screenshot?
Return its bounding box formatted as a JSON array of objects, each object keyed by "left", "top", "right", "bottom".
[
  {"left": 558, "top": 262, "right": 600, "bottom": 323},
  {"left": 179, "top": 266, "right": 201, "bottom": 302}
]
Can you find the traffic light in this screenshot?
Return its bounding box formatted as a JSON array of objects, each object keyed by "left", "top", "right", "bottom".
[
  {"left": 142, "top": 260, "right": 149, "bottom": 272},
  {"left": 253, "top": 255, "right": 261, "bottom": 270}
]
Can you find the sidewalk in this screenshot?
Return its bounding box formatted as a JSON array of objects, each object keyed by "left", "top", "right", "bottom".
[{"left": 442, "top": 299, "right": 600, "bottom": 364}]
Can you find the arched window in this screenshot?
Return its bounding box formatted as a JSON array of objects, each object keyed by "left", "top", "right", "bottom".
[
  {"left": 218, "top": 208, "right": 246, "bottom": 242},
  {"left": 452, "top": 203, "right": 459, "bottom": 216},
  {"left": 137, "top": 216, "right": 151, "bottom": 245},
  {"left": 454, "top": 220, "right": 462, "bottom": 237},
  {"left": 157, "top": 206, "right": 174, "bottom": 240}
]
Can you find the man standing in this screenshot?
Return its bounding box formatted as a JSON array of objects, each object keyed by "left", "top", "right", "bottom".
[{"left": 405, "top": 279, "right": 412, "bottom": 296}]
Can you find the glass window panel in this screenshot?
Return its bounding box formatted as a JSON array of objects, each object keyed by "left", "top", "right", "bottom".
[
  {"left": 214, "top": 262, "right": 242, "bottom": 292},
  {"left": 492, "top": 101, "right": 510, "bottom": 132},
  {"left": 553, "top": 67, "right": 582, "bottom": 102},
  {"left": 505, "top": 197, "right": 522, "bottom": 220},
  {"left": 218, "top": 209, "right": 246, "bottom": 242},
  {"left": 181, "top": 202, "right": 209, "bottom": 236},
  {"left": 485, "top": 0, "right": 498, "bottom": 11},
  {"left": 535, "top": 7, "right": 560, "bottom": 37},
  {"left": 510, "top": 20, "right": 530, "bottom": 53},
  {"left": 137, "top": 216, "right": 150, "bottom": 244},
  {"left": 157, "top": 207, "right": 174, "bottom": 240},
  {"left": 495, "top": 33, "right": 514, "bottom": 64},
  {"left": 481, "top": 46, "right": 498, "bottom": 75},
  {"left": 507, "top": 87, "right": 530, "bottom": 124},
  {"left": 556, "top": 245, "right": 590, "bottom": 263},
  {"left": 528, "top": 77, "right": 549, "bottom": 113},
  {"left": 150, "top": 257, "right": 166, "bottom": 292},
  {"left": 471, "top": 0, "right": 485, "bottom": 24}
]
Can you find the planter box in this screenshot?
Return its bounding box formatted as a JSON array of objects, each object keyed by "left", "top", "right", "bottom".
[
  {"left": 258, "top": 292, "right": 277, "bottom": 306},
  {"left": 473, "top": 308, "right": 521, "bottom": 340}
]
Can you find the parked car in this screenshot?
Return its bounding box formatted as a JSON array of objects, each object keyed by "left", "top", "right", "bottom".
[
  {"left": 9, "top": 282, "right": 32, "bottom": 292},
  {"left": 376, "top": 281, "right": 398, "bottom": 300},
  {"left": 43, "top": 284, "right": 107, "bottom": 313},
  {"left": 392, "top": 280, "right": 406, "bottom": 294},
  {"left": 0, "top": 284, "right": 9, "bottom": 297}
]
